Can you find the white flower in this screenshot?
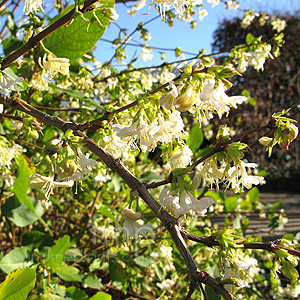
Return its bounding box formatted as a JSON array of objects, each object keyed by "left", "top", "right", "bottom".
[
  {"left": 154, "top": 110, "right": 184, "bottom": 144},
  {"left": 39, "top": 54, "right": 70, "bottom": 78},
  {"left": 23, "top": 0, "right": 43, "bottom": 15},
  {"left": 0, "top": 72, "right": 24, "bottom": 95},
  {"left": 28, "top": 72, "right": 48, "bottom": 91},
  {"left": 197, "top": 8, "right": 208, "bottom": 21},
  {"left": 159, "top": 187, "right": 185, "bottom": 218},
  {"left": 226, "top": 161, "right": 265, "bottom": 192},
  {"left": 0, "top": 104, "right": 3, "bottom": 113},
  {"left": 157, "top": 279, "right": 175, "bottom": 289},
  {"left": 103, "top": 131, "right": 130, "bottom": 157},
  {"left": 179, "top": 190, "right": 215, "bottom": 216},
  {"left": 159, "top": 187, "right": 215, "bottom": 217},
  {"left": 224, "top": 256, "right": 250, "bottom": 292},
  {"left": 207, "top": 0, "right": 220, "bottom": 6},
  {"left": 0, "top": 144, "right": 25, "bottom": 167},
  {"left": 139, "top": 47, "right": 153, "bottom": 61},
  {"left": 199, "top": 80, "right": 247, "bottom": 118},
  {"left": 271, "top": 18, "right": 286, "bottom": 32},
  {"left": 169, "top": 144, "right": 193, "bottom": 169},
  {"left": 116, "top": 208, "right": 152, "bottom": 241},
  {"left": 76, "top": 148, "right": 98, "bottom": 174},
  {"left": 29, "top": 173, "right": 74, "bottom": 199},
  {"left": 247, "top": 44, "right": 272, "bottom": 71}
]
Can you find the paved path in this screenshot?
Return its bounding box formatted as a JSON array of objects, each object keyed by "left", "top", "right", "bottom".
[{"left": 211, "top": 193, "right": 300, "bottom": 241}]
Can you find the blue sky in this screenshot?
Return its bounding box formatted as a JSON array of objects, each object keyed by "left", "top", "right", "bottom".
[{"left": 95, "top": 0, "right": 300, "bottom": 68}]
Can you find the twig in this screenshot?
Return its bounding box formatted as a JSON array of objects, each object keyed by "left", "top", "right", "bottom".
[{"left": 181, "top": 229, "right": 300, "bottom": 258}]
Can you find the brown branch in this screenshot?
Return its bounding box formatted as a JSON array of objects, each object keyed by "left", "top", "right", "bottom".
[
  {"left": 0, "top": 0, "right": 99, "bottom": 70},
  {"left": 1, "top": 95, "right": 236, "bottom": 300},
  {"left": 0, "top": 112, "right": 23, "bottom": 121},
  {"left": 181, "top": 229, "right": 300, "bottom": 258}
]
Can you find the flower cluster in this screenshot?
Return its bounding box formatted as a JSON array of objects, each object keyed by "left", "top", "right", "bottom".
[
  {"left": 23, "top": 0, "right": 43, "bottom": 15},
  {"left": 112, "top": 110, "right": 184, "bottom": 153},
  {"left": 0, "top": 140, "right": 25, "bottom": 168},
  {"left": 29, "top": 142, "right": 98, "bottom": 200},
  {"left": 39, "top": 53, "right": 70, "bottom": 79},
  {"left": 197, "top": 158, "right": 265, "bottom": 192},
  {"left": 162, "top": 79, "right": 247, "bottom": 121},
  {"left": 159, "top": 185, "right": 215, "bottom": 218}
]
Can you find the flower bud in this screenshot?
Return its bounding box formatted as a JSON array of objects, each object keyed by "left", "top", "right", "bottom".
[
  {"left": 175, "top": 86, "right": 197, "bottom": 112},
  {"left": 259, "top": 136, "right": 273, "bottom": 146},
  {"left": 44, "top": 139, "right": 63, "bottom": 156},
  {"left": 60, "top": 160, "right": 77, "bottom": 177},
  {"left": 121, "top": 208, "right": 141, "bottom": 222}
]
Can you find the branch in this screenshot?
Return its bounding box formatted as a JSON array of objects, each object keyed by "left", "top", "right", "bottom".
[
  {"left": 0, "top": 0, "right": 99, "bottom": 70},
  {"left": 1, "top": 95, "right": 236, "bottom": 300},
  {"left": 181, "top": 229, "right": 300, "bottom": 258}
]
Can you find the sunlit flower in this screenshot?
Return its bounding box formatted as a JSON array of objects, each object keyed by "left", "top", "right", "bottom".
[
  {"left": 140, "top": 47, "right": 153, "bottom": 61},
  {"left": 169, "top": 144, "right": 193, "bottom": 169},
  {"left": 0, "top": 144, "right": 24, "bottom": 167},
  {"left": 28, "top": 72, "right": 48, "bottom": 91},
  {"left": 116, "top": 208, "right": 152, "bottom": 241},
  {"left": 271, "top": 18, "right": 286, "bottom": 32},
  {"left": 76, "top": 148, "right": 98, "bottom": 174},
  {"left": 29, "top": 173, "right": 74, "bottom": 199},
  {"left": 159, "top": 187, "right": 185, "bottom": 218},
  {"left": 39, "top": 54, "right": 70, "bottom": 78},
  {"left": 0, "top": 72, "right": 24, "bottom": 95},
  {"left": 23, "top": 0, "right": 43, "bottom": 15},
  {"left": 197, "top": 8, "right": 208, "bottom": 21},
  {"left": 226, "top": 161, "right": 265, "bottom": 192},
  {"left": 199, "top": 80, "right": 247, "bottom": 118},
  {"left": 157, "top": 279, "right": 175, "bottom": 289}
]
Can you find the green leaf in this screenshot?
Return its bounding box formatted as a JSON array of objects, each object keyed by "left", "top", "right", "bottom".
[
  {"left": 1, "top": 38, "right": 23, "bottom": 57},
  {"left": 99, "top": 206, "right": 116, "bottom": 222},
  {"left": 224, "top": 196, "right": 238, "bottom": 212},
  {"left": 0, "top": 268, "right": 36, "bottom": 300},
  {"left": 44, "top": 1, "right": 114, "bottom": 59},
  {"left": 2, "top": 196, "right": 44, "bottom": 227},
  {"left": 45, "top": 235, "right": 70, "bottom": 269},
  {"left": 187, "top": 124, "right": 203, "bottom": 154},
  {"left": 0, "top": 248, "right": 33, "bottom": 274},
  {"left": 246, "top": 33, "right": 254, "bottom": 45},
  {"left": 109, "top": 261, "right": 126, "bottom": 285},
  {"left": 153, "top": 264, "right": 164, "bottom": 281},
  {"left": 82, "top": 275, "right": 103, "bottom": 289},
  {"left": 48, "top": 83, "right": 103, "bottom": 108},
  {"left": 58, "top": 286, "right": 88, "bottom": 300},
  {"left": 54, "top": 265, "right": 83, "bottom": 282},
  {"left": 89, "top": 292, "right": 111, "bottom": 300},
  {"left": 133, "top": 256, "right": 153, "bottom": 268},
  {"left": 270, "top": 201, "right": 283, "bottom": 212},
  {"left": 28, "top": 295, "right": 64, "bottom": 300},
  {"left": 13, "top": 155, "right": 35, "bottom": 215}
]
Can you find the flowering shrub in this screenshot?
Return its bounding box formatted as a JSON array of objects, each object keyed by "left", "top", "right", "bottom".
[{"left": 0, "top": 1, "right": 299, "bottom": 300}]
